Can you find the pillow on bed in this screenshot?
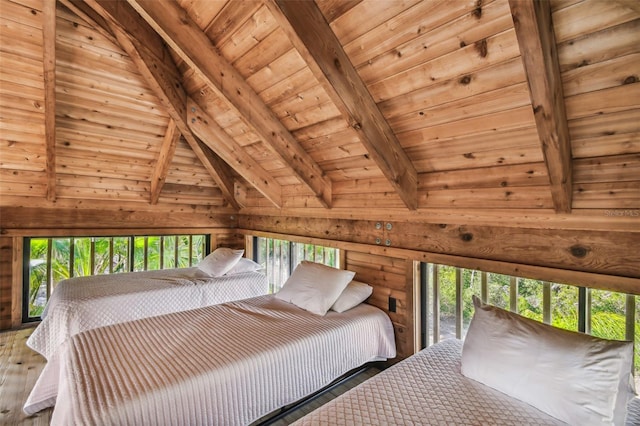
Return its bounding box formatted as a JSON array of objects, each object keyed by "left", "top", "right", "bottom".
[
  {"left": 461, "top": 295, "right": 635, "bottom": 426},
  {"left": 275, "top": 261, "right": 355, "bottom": 316},
  {"left": 196, "top": 247, "right": 244, "bottom": 277},
  {"left": 225, "top": 257, "right": 263, "bottom": 275},
  {"left": 330, "top": 280, "right": 373, "bottom": 313}
]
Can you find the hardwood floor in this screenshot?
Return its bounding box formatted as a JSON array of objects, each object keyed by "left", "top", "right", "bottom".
[
  {"left": 0, "top": 326, "right": 379, "bottom": 425},
  {"left": 0, "top": 327, "right": 52, "bottom": 426}
]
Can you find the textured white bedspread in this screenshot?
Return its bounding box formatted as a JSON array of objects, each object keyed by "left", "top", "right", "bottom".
[
  {"left": 294, "top": 339, "right": 568, "bottom": 425},
  {"left": 25, "top": 295, "right": 396, "bottom": 425},
  {"left": 27, "top": 267, "right": 268, "bottom": 361}
]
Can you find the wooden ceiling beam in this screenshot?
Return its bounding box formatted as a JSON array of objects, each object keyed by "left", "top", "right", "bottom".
[
  {"left": 267, "top": 0, "right": 418, "bottom": 210},
  {"left": 125, "top": 0, "right": 332, "bottom": 208},
  {"left": 43, "top": 0, "right": 56, "bottom": 202},
  {"left": 150, "top": 119, "right": 180, "bottom": 205},
  {"left": 509, "top": 0, "right": 572, "bottom": 213},
  {"left": 80, "top": 0, "right": 244, "bottom": 209}
]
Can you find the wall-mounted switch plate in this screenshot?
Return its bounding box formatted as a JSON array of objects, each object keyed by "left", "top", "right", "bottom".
[{"left": 389, "top": 296, "right": 397, "bottom": 313}]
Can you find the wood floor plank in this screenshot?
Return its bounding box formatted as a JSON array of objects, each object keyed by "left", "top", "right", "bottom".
[{"left": 0, "top": 327, "right": 52, "bottom": 426}]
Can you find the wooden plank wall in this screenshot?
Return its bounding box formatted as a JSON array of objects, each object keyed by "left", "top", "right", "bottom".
[{"left": 344, "top": 250, "right": 415, "bottom": 360}]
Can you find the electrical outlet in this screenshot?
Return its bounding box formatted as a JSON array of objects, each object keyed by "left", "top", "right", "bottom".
[{"left": 388, "top": 296, "right": 397, "bottom": 313}]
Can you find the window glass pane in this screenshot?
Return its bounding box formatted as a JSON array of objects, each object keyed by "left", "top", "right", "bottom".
[
  {"left": 278, "top": 240, "right": 291, "bottom": 289},
  {"left": 315, "top": 245, "right": 324, "bottom": 263},
  {"left": 73, "top": 237, "right": 92, "bottom": 277},
  {"left": 192, "top": 235, "right": 205, "bottom": 264},
  {"left": 256, "top": 237, "right": 266, "bottom": 269},
  {"left": 28, "top": 239, "right": 49, "bottom": 318},
  {"left": 93, "top": 238, "right": 111, "bottom": 275},
  {"left": 590, "top": 290, "right": 626, "bottom": 340},
  {"left": 517, "top": 278, "right": 544, "bottom": 322},
  {"left": 176, "top": 236, "right": 191, "bottom": 268},
  {"left": 51, "top": 238, "right": 70, "bottom": 286},
  {"left": 147, "top": 236, "right": 160, "bottom": 270},
  {"left": 163, "top": 236, "right": 176, "bottom": 269},
  {"left": 462, "top": 268, "right": 482, "bottom": 337},
  {"left": 438, "top": 265, "right": 456, "bottom": 341},
  {"left": 551, "top": 283, "right": 578, "bottom": 331},
  {"left": 133, "top": 236, "right": 145, "bottom": 272},
  {"left": 112, "top": 237, "right": 129, "bottom": 273},
  {"left": 487, "top": 272, "right": 510, "bottom": 309},
  {"left": 425, "top": 263, "right": 435, "bottom": 347}
]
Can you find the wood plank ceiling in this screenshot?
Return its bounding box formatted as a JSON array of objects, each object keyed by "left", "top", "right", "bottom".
[{"left": 0, "top": 0, "right": 638, "bottom": 217}]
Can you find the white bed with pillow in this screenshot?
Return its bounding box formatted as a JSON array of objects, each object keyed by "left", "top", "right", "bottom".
[
  {"left": 295, "top": 296, "right": 639, "bottom": 426},
  {"left": 24, "top": 262, "right": 395, "bottom": 426},
  {"left": 27, "top": 247, "right": 269, "bottom": 361},
  {"left": 27, "top": 247, "right": 267, "bottom": 362}
]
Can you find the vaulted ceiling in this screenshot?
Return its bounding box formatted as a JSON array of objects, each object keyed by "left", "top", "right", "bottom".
[{"left": 1, "top": 0, "right": 639, "bottom": 218}]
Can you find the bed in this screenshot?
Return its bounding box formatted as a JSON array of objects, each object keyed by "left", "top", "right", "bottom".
[
  {"left": 294, "top": 339, "right": 567, "bottom": 425},
  {"left": 23, "top": 294, "right": 396, "bottom": 425},
  {"left": 27, "top": 251, "right": 268, "bottom": 362},
  {"left": 295, "top": 296, "right": 639, "bottom": 426}
]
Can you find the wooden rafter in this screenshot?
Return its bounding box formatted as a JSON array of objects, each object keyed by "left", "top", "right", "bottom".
[
  {"left": 79, "top": 0, "right": 243, "bottom": 209},
  {"left": 194, "top": 138, "right": 247, "bottom": 210},
  {"left": 509, "top": 0, "right": 572, "bottom": 213},
  {"left": 150, "top": 119, "right": 180, "bottom": 205},
  {"left": 43, "top": 0, "right": 56, "bottom": 201},
  {"left": 267, "top": 0, "right": 418, "bottom": 210},
  {"left": 126, "top": 0, "right": 333, "bottom": 208},
  {"left": 187, "top": 98, "right": 283, "bottom": 208},
  {"left": 613, "top": 0, "right": 640, "bottom": 15}
]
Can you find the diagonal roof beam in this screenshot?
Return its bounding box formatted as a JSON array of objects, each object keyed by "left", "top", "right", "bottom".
[
  {"left": 78, "top": 0, "right": 246, "bottom": 209},
  {"left": 179, "top": 131, "right": 242, "bottom": 209},
  {"left": 150, "top": 119, "right": 180, "bottom": 205},
  {"left": 125, "top": 0, "right": 332, "bottom": 208},
  {"left": 509, "top": 0, "right": 572, "bottom": 213},
  {"left": 43, "top": 0, "right": 56, "bottom": 201},
  {"left": 266, "top": 0, "right": 418, "bottom": 210}
]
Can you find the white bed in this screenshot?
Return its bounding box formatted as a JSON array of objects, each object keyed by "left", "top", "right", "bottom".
[
  {"left": 294, "top": 339, "right": 566, "bottom": 425},
  {"left": 24, "top": 294, "right": 396, "bottom": 425},
  {"left": 297, "top": 296, "right": 640, "bottom": 426},
  {"left": 27, "top": 266, "right": 268, "bottom": 361},
  {"left": 294, "top": 339, "right": 640, "bottom": 426}
]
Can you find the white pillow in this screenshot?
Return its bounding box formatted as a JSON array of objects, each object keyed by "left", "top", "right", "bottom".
[
  {"left": 331, "top": 280, "right": 373, "bottom": 313},
  {"left": 461, "top": 295, "right": 635, "bottom": 426},
  {"left": 275, "top": 261, "right": 355, "bottom": 316},
  {"left": 196, "top": 247, "right": 244, "bottom": 277},
  {"left": 225, "top": 257, "right": 263, "bottom": 275}
]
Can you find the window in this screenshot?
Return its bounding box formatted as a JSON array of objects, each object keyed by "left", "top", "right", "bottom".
[
  {"left": 24, "top": 234, "right": 209, "bottom": 321},
  {"left": 253, "top": 237, "right": 338, "bottom": 293},
  {"left": 420, "top": 262, "right": 640, "bottom": 389}
]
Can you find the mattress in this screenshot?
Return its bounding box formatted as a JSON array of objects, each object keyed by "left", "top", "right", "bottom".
[
  {"left": 294, "top": 339, "right": 568, "bottom": 425},
  {"left": 27, "top": 267, "right": 268, "bottom": 361},
  {"left": 24, "top": 295, "right": 396, "bottom": 425}
]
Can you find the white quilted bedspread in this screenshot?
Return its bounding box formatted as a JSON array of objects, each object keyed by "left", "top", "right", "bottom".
[
  {"left": 24, "top": 295, "right": 396, "bottom": 425},
  {"left": 294, "top": 339, "right": 568, "bottom": 425},
  {"left": 27, "top": 267, "right": 268, "bottom": 361}
]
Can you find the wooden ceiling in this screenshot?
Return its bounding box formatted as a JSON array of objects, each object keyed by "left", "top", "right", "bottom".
[{"left": 1, "top": 0, "right": 639, "bottom": 220}]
